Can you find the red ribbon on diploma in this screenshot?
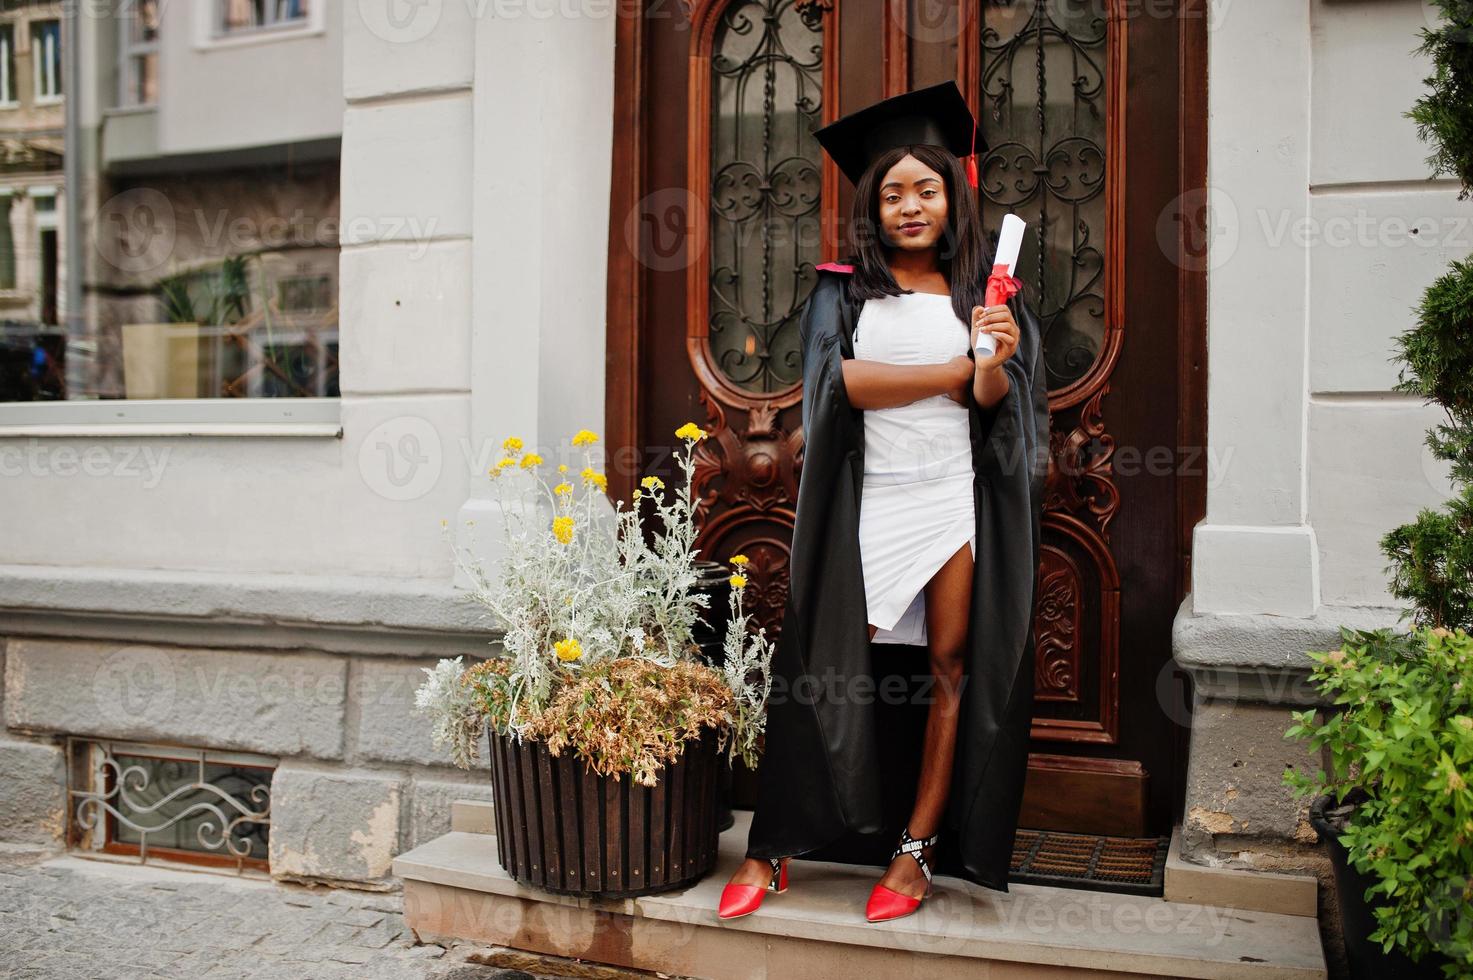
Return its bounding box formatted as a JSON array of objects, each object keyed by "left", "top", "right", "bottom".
[{"left": 985, "top": 262, "right": 1023, "bottom": 308}]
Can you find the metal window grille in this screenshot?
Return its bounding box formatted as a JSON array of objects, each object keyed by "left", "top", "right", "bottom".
[{"left": 66, "top": 737, "right": 274, "bottom": 872}]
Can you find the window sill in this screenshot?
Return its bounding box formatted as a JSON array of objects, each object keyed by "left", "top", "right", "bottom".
[
  {"left": 0, "top": 397, "right": 342, "bottom": 436},
  {"left": 0, "top": 421, "right": 342, "bottom": 437},
  {"left": 102, "top": 103, "right": 157, "bottom": 117},
  {"left": 198, "top": 21, "right": 322, "bottom": 50},
  {"left": 0, "top": 562, "right": 500, "bottom": 657}
]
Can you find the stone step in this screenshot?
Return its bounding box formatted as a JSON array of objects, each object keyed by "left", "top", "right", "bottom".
[{"left": 393, "top": 812, "right": 1326, "bottom": 980}]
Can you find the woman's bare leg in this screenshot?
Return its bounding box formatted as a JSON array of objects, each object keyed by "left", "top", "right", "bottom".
[{"left": 875, "top": 541, "right": 973, "bottom": 898}]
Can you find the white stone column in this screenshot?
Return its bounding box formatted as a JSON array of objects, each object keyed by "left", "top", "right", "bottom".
[
  {"left": 1193, "top": 0, "right": 1318, "bottom": 616},
  {"left": 453, "top": 5, "right": 617, "bottom": 585}
]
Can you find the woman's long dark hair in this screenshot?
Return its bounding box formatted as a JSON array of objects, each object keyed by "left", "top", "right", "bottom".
[{"left": 842, "top": 143, "right": 995, "bottom": 331}]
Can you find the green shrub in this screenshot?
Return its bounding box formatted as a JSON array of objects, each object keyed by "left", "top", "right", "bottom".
[
  {"left": 1382, "top": 485, "right": 1473, "bottom": 632},
  {"left": 1381, "top": 223, "right": 1473, "bottom": 634},
  {"left": 1392, "top": 257, "right": 1473, "bottom": 486},
  {"left": 1408, "top": 0, "right": 1473, "bottom": 199},
  {"left": 1285, "top": 626, "right": 1473, "bottom": 975}
]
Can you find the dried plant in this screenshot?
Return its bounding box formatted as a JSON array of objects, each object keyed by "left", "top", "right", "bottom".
[{"left": 413, "top": 424, "right": 773, "bottom": 785}]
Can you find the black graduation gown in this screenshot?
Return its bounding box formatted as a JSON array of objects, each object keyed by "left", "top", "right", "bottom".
[{"left": 745, "top": 263, "right": 1050, "bottom": 893}]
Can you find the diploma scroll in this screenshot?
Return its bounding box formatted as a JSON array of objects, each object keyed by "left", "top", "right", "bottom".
[{"left": 976, "top": 213, "right": 1026, "bottom": 357}]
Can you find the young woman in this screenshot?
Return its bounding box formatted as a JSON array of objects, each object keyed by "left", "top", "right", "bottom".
[{"left": 715, "top": 82, "right": 1050, "bottom": 924}]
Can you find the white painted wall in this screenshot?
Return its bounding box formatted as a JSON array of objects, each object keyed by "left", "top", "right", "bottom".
[
  {"left": 453, "top": 4, "right": 615, "bottom": 575},
  {"left": 1194, "top": 0, "right": 1464, "bottom": 615}
]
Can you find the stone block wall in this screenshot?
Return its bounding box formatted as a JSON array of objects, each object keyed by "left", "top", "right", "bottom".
[{"left": 0, "top": 635, "right": 494, "bottom": 887}]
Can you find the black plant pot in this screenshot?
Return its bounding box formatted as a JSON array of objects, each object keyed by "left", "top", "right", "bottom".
[
  {"left": 1309, "top": 790, "right": 1454, "bottom": 979},
  {"left": 690, "top": 559, "right": 735, "bottom": 834},
  {"left": 486, "top": 725, "right": 721, "bottom": 898}
]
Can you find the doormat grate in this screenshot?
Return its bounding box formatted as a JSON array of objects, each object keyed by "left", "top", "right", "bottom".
[{"left": 1008, "top": 828, "right": 1170, "bottom": 896}]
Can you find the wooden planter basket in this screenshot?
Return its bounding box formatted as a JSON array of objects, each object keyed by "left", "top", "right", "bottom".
[{"left": 486, "top": 724, "right": 722, "bottom": 898}]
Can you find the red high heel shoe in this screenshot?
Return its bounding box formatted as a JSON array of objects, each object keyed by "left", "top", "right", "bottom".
[
  {"left": 717, "top": 857, "right": 788, "bottom": 919},
  {"left": 865, "top": 826, "right": 939, "bottom": 922}
]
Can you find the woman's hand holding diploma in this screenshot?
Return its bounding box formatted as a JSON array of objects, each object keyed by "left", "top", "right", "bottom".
[
  {"left": 968, "top": 212, "right": 1025, "bottom": 411},
  {"left": 970, "top": 305, "right": 1019, "bottom": 368},
  {"left": 967, "top": 305, "right": 1017, "bottom": 411}
]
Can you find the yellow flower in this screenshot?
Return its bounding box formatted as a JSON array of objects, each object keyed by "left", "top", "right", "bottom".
[
  {"left": 676, "top": 422, "right": 707, "bottom": 441},
  {"left": 554, "top": 637, "right": 583, "bottom": 662},
  {"left": 520, "top": 453, "right": 544, "bottom": 469},
  {"left": 494, "top": 456, "right": 517, "bottom": 470},
  {"left": 558, "top": 464, "right": 568, "bottom": 473},
  {"left": 552, "top": 516, "right": 575, "bottom": 544},
  {"left": 553, "top": 482, "right": 573, "bottom": 496},
  {"left": 729, "top": 574, "right": 748, "bottom": 589},
  {"left": 439, "top": 519, "right": 448, "bottom": 528},
  {"left": 632, "top": 489, "right": 642, "bottom": 500},
  {"left": 641, "top": 476, "right": 664, "bottom": 491},
  {"left": 502, "top": 436, "right": 524, "bottom": 454},
  {"left": 581, "top": 467, "right": 607, "bottom": 492},
  {"left": 572, "top": 429, "right": 599, "bottom": 447},
  {"left": 730, "top": 554, "right": 750, "bottom": 566}
]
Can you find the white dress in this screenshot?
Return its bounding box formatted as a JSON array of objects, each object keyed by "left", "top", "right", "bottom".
[{"left": 852, "top": 291, "right": 977, "bottom": 646}]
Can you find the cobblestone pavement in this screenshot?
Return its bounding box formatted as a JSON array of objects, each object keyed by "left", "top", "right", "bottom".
[{"left": 0, "top": 847, "right": 623, "bottom": 980}]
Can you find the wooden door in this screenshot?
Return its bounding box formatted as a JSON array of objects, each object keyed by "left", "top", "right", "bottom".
[{"left": 607, "top": 0, "right": 1208, "bottom": 840}]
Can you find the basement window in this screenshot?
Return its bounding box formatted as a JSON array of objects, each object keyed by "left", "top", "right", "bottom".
[{"left": 66, "top": 738, "right": 274, "bottom": 872}]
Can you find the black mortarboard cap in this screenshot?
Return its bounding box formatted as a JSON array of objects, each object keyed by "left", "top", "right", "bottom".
[{"left": 811, "top": 80, "right": 985, "bottom": 188}]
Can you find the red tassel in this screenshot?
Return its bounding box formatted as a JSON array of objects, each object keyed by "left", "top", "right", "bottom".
[{"left": 966, "top": 114, "right": 980, "bottom": 189}]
